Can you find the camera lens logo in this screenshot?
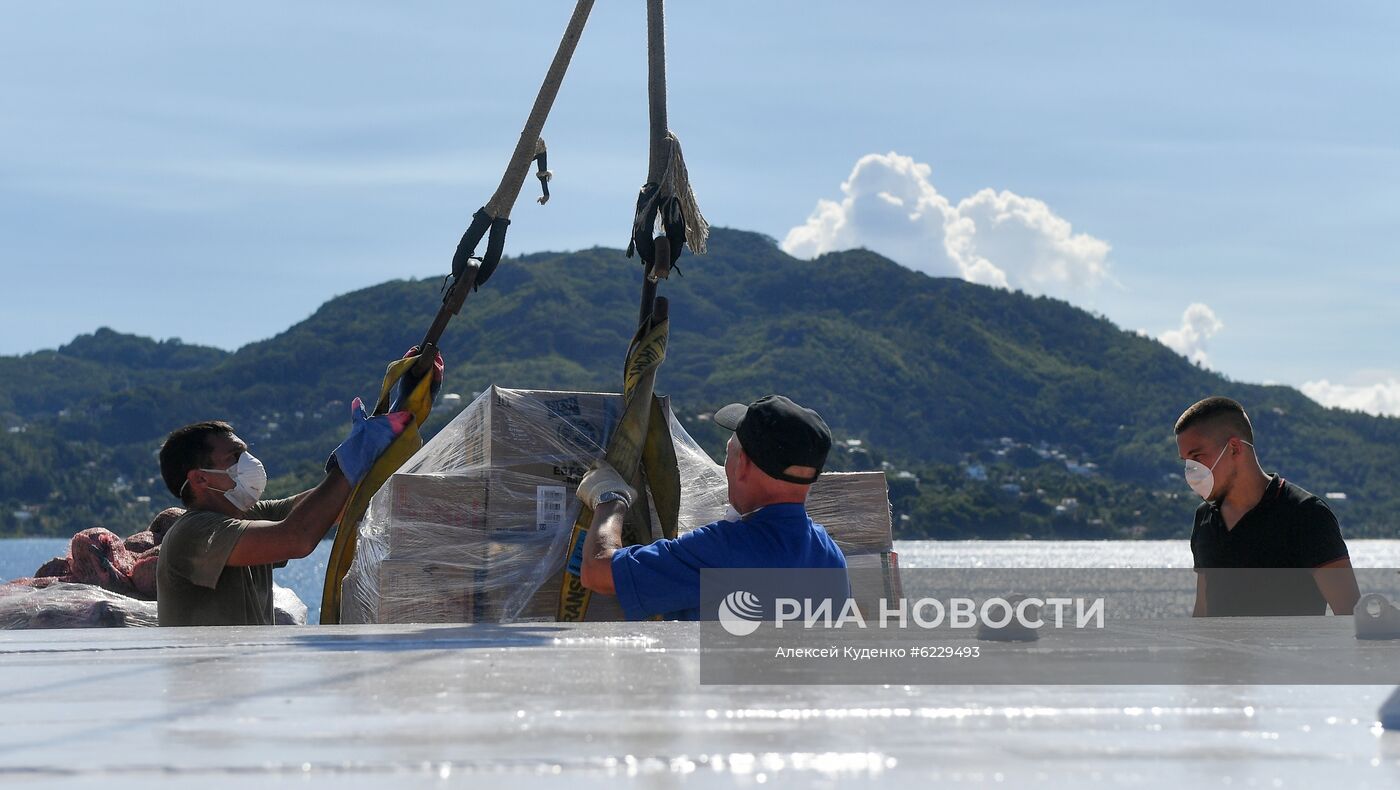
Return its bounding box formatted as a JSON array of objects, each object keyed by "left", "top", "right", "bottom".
[{"left": 717, "top": 590, "right": 764, "bottom": 636}]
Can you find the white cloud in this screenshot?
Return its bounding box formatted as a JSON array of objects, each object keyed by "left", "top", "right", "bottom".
[
  {"left": 782, "top": 152, "right": 1111, "bottom": 298},
  {"left": 1300, "top": 378, "right": 1400, "bottom": 417},
  {"left": 1157, "top": 303, "right": 1223, "bottom": 367}
]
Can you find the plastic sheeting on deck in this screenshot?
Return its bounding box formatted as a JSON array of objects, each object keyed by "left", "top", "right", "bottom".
[{"left": 0, "top": 621, "right": 1396, "bottom": 788}]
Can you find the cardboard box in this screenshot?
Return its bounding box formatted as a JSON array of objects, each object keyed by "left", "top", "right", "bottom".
[
  {"left": 804, "top": 472, "right": 898, "bottom": 616},
  {"left": 377, "top": 556, "right": 556, "bottom": 623},
  {"left": 457, "top": 386, "right": 623, "bottom": 471},
  {"left": 806, "top": 471, "right": 895, "bottom": 555},
  {"left": 356, "top": 386, "right": 654, "bottom": 624},
  {"left": 385, "top": 470, "right": 582, "bottom": 559},
  {"left": 376, "top": 557, "right": 625, "bottom": 623}
]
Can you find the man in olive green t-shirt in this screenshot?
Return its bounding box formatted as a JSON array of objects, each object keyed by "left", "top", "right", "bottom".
[
  {"left": 157, "top": 494, "right": 301, "bottom": 626},
  {"left": 155, "top": 391, "right": 426, "bottom": 626}
]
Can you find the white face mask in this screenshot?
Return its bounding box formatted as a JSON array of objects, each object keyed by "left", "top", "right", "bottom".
[
  {"left": 1183, "top": 441, "right": 1251, "bottom": 500},
  {"left": 199, "top": 452, "right": 267, "bottom": 511}
]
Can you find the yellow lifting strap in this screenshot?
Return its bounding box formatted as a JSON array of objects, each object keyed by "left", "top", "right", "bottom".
[
  {"left": 317, "top": 1, "right": 595, "bottom": 624},
  {"left": 319, "top": 354, "right": 437, "bottom": 624},
  {"left": 642, "top": 394, "right": 681, "bottom": 542},
  {"left": 557, "top": 304, "right": 680, "bottom": 621},
  {"left": 558, "top": 0, "right": 701, "bottom": 622}
]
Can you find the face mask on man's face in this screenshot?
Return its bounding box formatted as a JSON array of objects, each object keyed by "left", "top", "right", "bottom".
[
  {"left": 198, "top": 451, "right": 268, "bottom": 511},
  {"left": 1183, "top": 440, "right": 1252, "bottom": 500}
]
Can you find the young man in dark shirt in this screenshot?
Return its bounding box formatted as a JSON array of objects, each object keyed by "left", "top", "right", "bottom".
[{"left": 1175, "top": 396, "right": 1360, "bottom": 617}]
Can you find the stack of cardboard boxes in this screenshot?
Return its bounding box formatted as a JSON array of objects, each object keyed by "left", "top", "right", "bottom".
[{"left": 343, "top": 386, "right": 897, "bottom": 624}]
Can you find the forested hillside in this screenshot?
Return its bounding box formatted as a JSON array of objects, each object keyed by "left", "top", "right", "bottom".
[{"left": 3, "top": 229, "right": 1395, "bottom": 539}]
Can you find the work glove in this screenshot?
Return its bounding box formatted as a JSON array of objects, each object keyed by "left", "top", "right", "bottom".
[
  {"left": 332, "top": 398, "right": 413, "bottom": 485},
  {"left": 576, "top": 459, "right": 637, "bottom": 511},
  {"left": 389, "top": 345, "right": 445, "bottom": 413}
]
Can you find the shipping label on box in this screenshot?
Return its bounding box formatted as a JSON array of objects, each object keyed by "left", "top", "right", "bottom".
[{"left": 535, "top": 485, "right": 568, "bottom": 532}]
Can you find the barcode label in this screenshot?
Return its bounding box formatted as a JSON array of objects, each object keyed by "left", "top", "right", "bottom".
[{"left": 535, "top": 485, "right": 567, "bottom": 532}]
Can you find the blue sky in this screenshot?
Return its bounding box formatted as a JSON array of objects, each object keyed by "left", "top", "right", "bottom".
[{"left": 2, "top": 2, "right": 1397, "bottom": 414}]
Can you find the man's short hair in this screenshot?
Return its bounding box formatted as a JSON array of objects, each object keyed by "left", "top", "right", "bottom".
[
  {"left": 1174, "top": 397, "right": 1254, "bottom": 443},
  {"left": 159, "top": 421, "right": 234, "bottom": 503}
]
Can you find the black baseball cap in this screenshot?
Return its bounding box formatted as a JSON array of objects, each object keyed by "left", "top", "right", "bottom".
[{"left": 713, "top": 395, "right": 832, "bottom": 484}]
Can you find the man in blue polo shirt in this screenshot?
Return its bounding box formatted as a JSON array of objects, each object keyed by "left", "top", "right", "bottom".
[{"left": 575, "top": 394, "right": 848, "bottom": 620}]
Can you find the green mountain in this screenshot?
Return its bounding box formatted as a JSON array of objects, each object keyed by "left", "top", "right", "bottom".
[{"left": 2, "top": 228, "right": 1396, "bottom": 540}]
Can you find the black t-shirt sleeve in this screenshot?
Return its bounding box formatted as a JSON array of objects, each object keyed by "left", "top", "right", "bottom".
[
  {"left": 1293, "top": 499, "right": 1349, "bottom": 567},
  {"left": 1189, "top": 503, "right": 1211, "bottom": 569}
]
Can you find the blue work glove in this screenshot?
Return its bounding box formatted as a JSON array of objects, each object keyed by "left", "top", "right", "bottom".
[{"left": 332, "top": 397, "right": 413, "bottom": 485}]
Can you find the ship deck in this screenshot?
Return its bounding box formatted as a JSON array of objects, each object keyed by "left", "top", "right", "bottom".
[{"left": 0, "top": 620, "right": 1396, "bottom": 788}]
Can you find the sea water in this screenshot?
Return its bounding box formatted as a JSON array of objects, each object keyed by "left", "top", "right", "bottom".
[{"left": 4, "top": 538, "right": 1400, "bottom": 625}]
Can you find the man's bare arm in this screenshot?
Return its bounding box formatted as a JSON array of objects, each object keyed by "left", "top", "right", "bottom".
[
  {"left": 580, "top": 500, "right": 627, "bottom": 596},
  {"left": 283, "top": 489, "right": 314, "bottom": 507},
  {"left": 1193, "top": 573, "right": 1208, "bottom": 617},
  {"left": 1314, "top": 557, "right": 1361, "bottom": 615},
  {"left": 225, "top": 470, "right": 352, "bottom": 566}
]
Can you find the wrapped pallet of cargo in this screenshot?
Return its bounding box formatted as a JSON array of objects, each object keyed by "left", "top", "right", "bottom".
[{"left": 339, "top": 386, "right": 897, "bottom": 624}]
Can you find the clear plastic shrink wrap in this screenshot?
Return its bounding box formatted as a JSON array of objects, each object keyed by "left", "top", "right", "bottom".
[
  {"left": 341, "top": 386, "right": 898, "bottom": 624},
  {"left": 0, "top": 582, "right": 308, "bottom": 629},
  {"left": 0, "top": 582, "right": 159, "bottom": 629}
]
